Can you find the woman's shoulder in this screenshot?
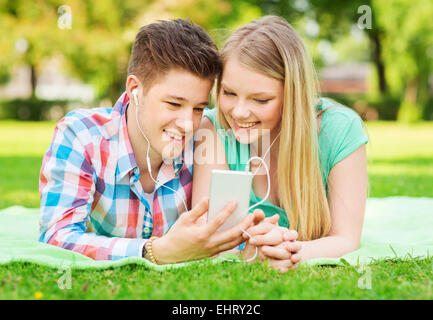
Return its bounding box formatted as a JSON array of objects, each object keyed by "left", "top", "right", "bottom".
[
  {"left": 317, "top": 97, "right": 362, "bottom": 123},
  {"left": 317, "top": 97, "right": 367, "bottom": 137},
  {"left": 317, "top": 97, "right": 369, "bottom": 168},
  {"left": 203, "top": 107, "right": 217, "bottom": 123}
]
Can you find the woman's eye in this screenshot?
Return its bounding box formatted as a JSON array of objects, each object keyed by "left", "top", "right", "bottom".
[
  {"left": 194, "top": 108, "right": 205, "bottom": 113},
  {"left": 255, "top": 99, "right": 270, "bottom": 104}
]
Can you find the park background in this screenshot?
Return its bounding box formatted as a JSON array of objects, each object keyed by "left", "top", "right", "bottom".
[{"left": 0, "top": 0, "right": 432, "bottom": 299}]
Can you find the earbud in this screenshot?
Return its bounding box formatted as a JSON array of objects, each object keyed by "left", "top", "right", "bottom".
[{"left": 132, "top": 88, "right": 138, "bottom": 105}]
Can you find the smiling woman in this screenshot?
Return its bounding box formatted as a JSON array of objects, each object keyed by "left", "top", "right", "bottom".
[{"left": 192, "top": 15, "right": 370, "bottom": 273}]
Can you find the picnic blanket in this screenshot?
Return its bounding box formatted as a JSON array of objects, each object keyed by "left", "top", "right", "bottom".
[{"left": 0, "top": 196, "right": 432, "bottom": 271}]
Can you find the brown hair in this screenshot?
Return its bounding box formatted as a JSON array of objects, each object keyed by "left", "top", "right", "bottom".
[{"left": 128, "top": 19, "right": 222, "bottom": 91}]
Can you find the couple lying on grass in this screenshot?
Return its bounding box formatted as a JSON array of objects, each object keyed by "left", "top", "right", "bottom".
[{"left": 39, "top": 16, "right": 369, "bottom": 272}]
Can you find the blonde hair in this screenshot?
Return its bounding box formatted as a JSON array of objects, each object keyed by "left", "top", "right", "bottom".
[{"left": 216, "top": 16, "right": 331, "bottom": 240}]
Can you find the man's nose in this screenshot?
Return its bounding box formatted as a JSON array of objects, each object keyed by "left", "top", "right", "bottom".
[{"left": 175, "top": 109, "right": 194, "bottom": 133}]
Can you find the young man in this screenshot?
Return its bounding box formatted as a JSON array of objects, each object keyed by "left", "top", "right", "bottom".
[{"left": 39, "top": 19, "right": 262, "bottom": 263}]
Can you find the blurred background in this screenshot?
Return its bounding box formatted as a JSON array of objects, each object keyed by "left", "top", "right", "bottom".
[
  {"left": 1, "top": 0, "right": 433, "bottom": 210},
  {"left": 1, "top": 0, "right": 432, "bottom": 122}
]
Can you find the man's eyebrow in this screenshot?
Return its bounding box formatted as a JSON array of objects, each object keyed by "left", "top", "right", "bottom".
[
  {"left": 165, "top": 95, "right": 208, "bottom": 106},
  {"left": 165, "top": 95, "right": 187, "bottom": 101}
]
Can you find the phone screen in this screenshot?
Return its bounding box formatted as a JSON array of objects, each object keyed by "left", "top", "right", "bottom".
[{"left": 207, "top": 169, "right": 253, "bottom": 232}]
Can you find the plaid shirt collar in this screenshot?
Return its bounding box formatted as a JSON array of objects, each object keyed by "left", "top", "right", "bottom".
[{"left": 105, "top": 92, "right": 185, "bottom": 186}]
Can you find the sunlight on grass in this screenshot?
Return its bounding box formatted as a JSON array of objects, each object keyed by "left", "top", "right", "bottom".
[
  {"left": 365, "top": 121, "right": 433, "bottom": 159},
  {"left": 0, "top": 120, "right": 56, "bottom": 156}
]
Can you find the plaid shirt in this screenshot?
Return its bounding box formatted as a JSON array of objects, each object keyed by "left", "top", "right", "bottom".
[{"left": 39, "top": 92, "right": 193, "bottom": 260}]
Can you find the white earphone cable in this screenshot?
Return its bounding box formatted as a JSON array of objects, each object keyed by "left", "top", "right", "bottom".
[{"left": 133, "top": 89, "right": 189, "bottom": 213}]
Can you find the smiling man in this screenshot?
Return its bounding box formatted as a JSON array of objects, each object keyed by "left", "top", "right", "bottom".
[{"left": 39, "top": 19, "right": 262, "bottom": 263}]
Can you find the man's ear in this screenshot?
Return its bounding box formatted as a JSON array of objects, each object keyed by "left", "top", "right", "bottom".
[{"left": 126, "top": 75, "right": 141, "bottom": 104}]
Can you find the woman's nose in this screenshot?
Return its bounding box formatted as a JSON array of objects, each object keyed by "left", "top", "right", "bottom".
[{"left": 231, "top": 99, "right": 251, "bottom": 120}]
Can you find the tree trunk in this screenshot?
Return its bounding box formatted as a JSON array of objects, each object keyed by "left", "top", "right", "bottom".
[
  {"left": 367, "top": 9, "right": 387, "bottom": 95},
  {"left": 30, "top": 63, "right": 37, "bottom": 98},
  {"left": 370, "top": 30, "right": 387, "bottom": 94}
]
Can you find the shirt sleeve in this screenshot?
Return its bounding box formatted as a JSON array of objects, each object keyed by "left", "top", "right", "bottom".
[
  {"left": 329, "top": 112, "right": 369, "bottom": 168},
  {"left": 39, "top": 115, "right": 147, "bottom": 261}
]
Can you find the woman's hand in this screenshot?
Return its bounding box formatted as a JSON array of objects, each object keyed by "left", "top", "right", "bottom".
[
  {"left": 241, "top": 214, "right": 302, "bottom": 272},
  {"left": 150, "top": 198, "right": 264, "bottom": 264}
]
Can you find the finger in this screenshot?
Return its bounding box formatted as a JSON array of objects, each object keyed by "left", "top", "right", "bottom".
[
  {"left": 291, "top": 253, "right": 302, "bottom": 264},
  {"left": 285, "top": 241, "right": 302, "bottom": 253},
  {"left": 252, "top": 209, "right": 265, "bottom": 225},
  {"left": 242, "top": 222, "right": 275, "bottom": 240},
  {"left": 213, "top": 236, "right": 245, "bottom": 254},
  {"left": 261, "top": 245, "right": 292, "bottom": 260},
  {"left": 263, "top": 214, "right": 279, "bottom": 225},
  {"left": 205, "top": 200, "right": 238, "bottom": 235},
  {"left": 249, "top": 228, "right": 284, "bottom": 246},
  {"left": 208, "top": 211, "right": 258, "bottom": 249},
  {"left": 185, "top": 198, "right": 209, "bottom": 223},
  {"left": 283, "top": 229, "right": 298, "bottom": 242}
]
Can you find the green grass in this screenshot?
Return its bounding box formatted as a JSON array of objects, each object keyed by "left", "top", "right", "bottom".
[
  {"left": 1, "top": 257, "right": 432, "bottom": 299},
  {"left": 0, "top": 119, "right": 433, "bottom": 299}
]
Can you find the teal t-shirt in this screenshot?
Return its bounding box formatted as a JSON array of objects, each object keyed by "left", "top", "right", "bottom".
[{"left": 203, "top": 98, "right": 369, "bottom": 228}]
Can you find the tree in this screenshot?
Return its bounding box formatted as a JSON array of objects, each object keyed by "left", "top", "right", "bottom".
[{"left": 255, "top": 0, "right": 433, "bottom": 121}]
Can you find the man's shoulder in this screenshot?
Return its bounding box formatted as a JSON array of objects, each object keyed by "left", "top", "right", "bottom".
[{"left": 57, "top": 106, "right": 116, "bottom": 140}]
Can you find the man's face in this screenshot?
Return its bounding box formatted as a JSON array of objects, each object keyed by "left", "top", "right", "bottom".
[{"left": 134, "top": 68, "right": 213, "bottom": 160}]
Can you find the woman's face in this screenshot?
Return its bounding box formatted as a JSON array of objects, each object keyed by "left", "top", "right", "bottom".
[{"left": 219, "top": 55, "right": 284, "bottom": 145}]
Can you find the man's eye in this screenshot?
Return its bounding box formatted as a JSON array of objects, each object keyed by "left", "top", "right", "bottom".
[
  {"left": 194, "top": 108, "right": 205, "bottom": 113},
  {"left": 166, "top": 102, "right": 181, "bottom": 107}
]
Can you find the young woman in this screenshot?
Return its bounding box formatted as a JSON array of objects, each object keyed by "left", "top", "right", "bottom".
[{"left": 192, "top": 16, "right": 369, "bottom": 272}]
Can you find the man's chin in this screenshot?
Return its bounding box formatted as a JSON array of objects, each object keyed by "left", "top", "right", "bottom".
[{"left": 161, "top": 146, "right": 184, "bottom": 161}]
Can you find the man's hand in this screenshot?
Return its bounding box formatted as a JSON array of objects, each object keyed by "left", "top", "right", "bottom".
[{"left": 150, "top": 198, "right": 264, "bottom": 264}]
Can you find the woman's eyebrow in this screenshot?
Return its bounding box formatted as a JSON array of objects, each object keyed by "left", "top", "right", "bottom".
[
  {"left": 221, "top": 83, "right": 275, "bottom": 97},
  {"left": 221, "top": 83, "right": 234, "bottom": 91},
  {"left": 221, "top": 84, "right": 273, "bottom": 97}
]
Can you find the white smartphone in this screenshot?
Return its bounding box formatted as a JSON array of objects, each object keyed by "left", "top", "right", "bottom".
[{"left": 207, "top": 169, "right": 253, "bottom": 232}]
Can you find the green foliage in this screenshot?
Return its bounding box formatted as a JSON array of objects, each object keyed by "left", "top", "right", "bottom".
[
  {"left": 0, "top": 98, "right": 71, "bottom": 121},
  {"left": 1, "top": 1, "right": 432, "bottom": 120}
]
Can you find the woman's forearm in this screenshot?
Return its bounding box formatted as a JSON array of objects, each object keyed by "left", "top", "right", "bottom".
[{"left": 297, "top": 235, "right": 359, "bottom": 262}]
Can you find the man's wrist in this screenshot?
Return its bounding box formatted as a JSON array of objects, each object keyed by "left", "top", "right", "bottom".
[
  {"left": 149, "top": 236, "right": 170, "bottom": 265},
  {"left": 142, "top": 236, "right": 160, "bottom": 264}
]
